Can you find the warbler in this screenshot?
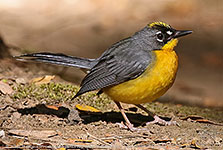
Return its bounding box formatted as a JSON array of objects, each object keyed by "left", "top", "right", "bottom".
[{"left": 15, "top": 22, "right": 192, "bottom": 131}]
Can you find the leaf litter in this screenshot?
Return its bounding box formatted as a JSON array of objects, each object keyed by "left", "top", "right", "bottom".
[
  {"left": 0, "top": 58, "right": 223, "bottom": 149},
  {"left": 0, "top": 80, "right": 13, "bottom": 94}
]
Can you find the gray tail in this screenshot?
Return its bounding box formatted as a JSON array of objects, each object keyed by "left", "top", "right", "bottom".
[{"left": 14, "top": 52, "right": 97, "bottom": 70}]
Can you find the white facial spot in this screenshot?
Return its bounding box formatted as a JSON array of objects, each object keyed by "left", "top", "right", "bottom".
[{"left": 166, "top": 30, "right": 173, "bottom": 35}]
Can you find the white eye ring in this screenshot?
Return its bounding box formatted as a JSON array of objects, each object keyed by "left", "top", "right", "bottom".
[{"left": 156, "top": 31, "right": 164, "bottom": 42}]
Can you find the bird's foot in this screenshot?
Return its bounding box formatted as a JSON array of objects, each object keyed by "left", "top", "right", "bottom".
[
  {"left": 116, "top": 122, "right": 140, "bottom": 131},
  {"left": 146, "top": 115, "right": 178, "bottom": 126}
]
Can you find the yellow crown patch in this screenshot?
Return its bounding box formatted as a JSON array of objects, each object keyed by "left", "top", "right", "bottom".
[{"left": 149, "top": 22, "right": 171, "bottom": 28}]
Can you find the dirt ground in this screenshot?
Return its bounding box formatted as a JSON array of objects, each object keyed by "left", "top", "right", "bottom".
[{"left": 0, "top": 55, "right": 223, "bottom": 150}]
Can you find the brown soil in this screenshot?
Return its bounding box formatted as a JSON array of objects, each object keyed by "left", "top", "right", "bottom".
[{"left": 0, "top": 56, "right": 222, "bottom": 150}]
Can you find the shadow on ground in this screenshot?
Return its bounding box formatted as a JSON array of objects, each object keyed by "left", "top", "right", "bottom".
[{"left": 17, "top": 104, "right": 172, "bottom": 127}]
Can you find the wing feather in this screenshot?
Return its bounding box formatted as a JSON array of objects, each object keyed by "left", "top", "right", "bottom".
[{"left": 74, "top": 38, "right": 154, "bottom": 97}]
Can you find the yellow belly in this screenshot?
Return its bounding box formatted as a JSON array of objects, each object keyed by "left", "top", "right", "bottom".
[{"left": 104, "top": 48, "right": 178, "bottom": 104}]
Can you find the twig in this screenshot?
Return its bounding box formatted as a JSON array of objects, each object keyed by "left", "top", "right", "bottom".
[{"left": 86, "top": 132, "right": 111, "bottom": 146}]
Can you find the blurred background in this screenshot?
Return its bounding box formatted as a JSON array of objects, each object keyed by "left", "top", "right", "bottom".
[{"left": 0, "top": 0, "right": 222, "bottom": 107}]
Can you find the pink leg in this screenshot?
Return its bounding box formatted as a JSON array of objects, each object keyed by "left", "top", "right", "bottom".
[
  {"left": 135, "top": 104, "right": 177, "bottom": 126},
  {"left": 114, "top": 101, "right": 138, "bottom": 131}
]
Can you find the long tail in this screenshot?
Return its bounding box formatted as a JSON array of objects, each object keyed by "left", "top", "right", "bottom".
[{"left": 14, "top": 52, "right": 97, "bottom": 70}]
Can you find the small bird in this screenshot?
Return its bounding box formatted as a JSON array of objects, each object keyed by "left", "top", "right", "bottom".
[{"left": 15, "top": 22, "right": 192, "bottom": 131}]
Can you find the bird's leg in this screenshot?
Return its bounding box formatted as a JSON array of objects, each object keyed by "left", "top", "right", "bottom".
[
  {"left": 114, "top": 101, "right": 137, "bottom": 131},
  {"left": 135, "top": 104, "right": 177, "bottom": 126}
]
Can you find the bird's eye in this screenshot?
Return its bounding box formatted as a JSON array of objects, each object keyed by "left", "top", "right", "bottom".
[{"left": 156, "top": 31, "right": 164, "bottom": 42}]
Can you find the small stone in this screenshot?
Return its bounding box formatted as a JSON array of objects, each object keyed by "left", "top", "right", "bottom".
[
  {"left": 12, "top": 112, "right": 21, "bottom": 120},
  {"left": 0, "top": 130, "right": 5, "bottom": 138},
  {"left": 15, "top": 78, "right": 27, "bottom": 84},
  {"left": 67, "top": 109, "right": 82, "bottom": 124}
]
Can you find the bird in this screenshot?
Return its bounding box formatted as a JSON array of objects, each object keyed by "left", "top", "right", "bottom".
[{"left": 15, "top": 22, "right": 192, "bottom": 131}]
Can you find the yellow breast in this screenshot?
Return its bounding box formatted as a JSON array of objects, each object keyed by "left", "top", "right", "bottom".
[{"left": 104, "top": 39, "right": 179, "bottom": 104}]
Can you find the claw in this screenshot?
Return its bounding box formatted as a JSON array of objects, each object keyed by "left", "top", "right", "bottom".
[
  {"left": 116, "top": 122, "right": 137, "bottom": 131},
  {"left": 146, "top": 115, "right": 178, "bottom": 126},
  {"left": 116, "top": 122, "right": 146, "bottom": 131}
]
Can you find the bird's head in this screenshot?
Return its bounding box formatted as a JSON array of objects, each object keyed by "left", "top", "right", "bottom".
[{"left": 134, "top": 21, "right": 192, "bottom": 51}]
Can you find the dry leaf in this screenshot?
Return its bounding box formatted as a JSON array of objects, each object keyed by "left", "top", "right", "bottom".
[
  {"left": 195, "top": 119, "right": 223, "bottom": 126},
  {"left": 76, "top": 104, "right": 100, "bottom": 112},
  {"left": 0, "top": 81, "right": 13, "bottom": 94},
  {"left": 9, "top": 138, "right": 24, "bottom": 146},
  {"left": 8, "top": 129, "right": 58, "bottom": 138},
  {"left": 46, "top": 105, "right": 59, "bottom": 110},
  {"left": 57, "top": 148, "right": 66, "bottom": 150},
  {"left": 181, "top": 139, "right": 203, "bottom": 149},
  {"left": 190, "top": 139, "right": 203, "bottom": 149},
  {"left": 30, "top": 75, "right": 55, "bottom": 85},
  {"left": 181, "top": 115, "right": 223, "bottom": 126}
]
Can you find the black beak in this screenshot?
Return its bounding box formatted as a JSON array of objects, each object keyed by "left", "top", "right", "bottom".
[{"left": 173, "top": 30, "right": 192, "bottom": 38}]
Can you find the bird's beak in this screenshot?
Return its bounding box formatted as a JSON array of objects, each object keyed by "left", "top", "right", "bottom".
[{"left": 173, "top": 30, "right": 192, "bottom": 38}]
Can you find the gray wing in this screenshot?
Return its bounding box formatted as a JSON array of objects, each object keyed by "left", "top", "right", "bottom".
[{"left": 74, "top": 38, "right": 154, "bottom": 97}]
